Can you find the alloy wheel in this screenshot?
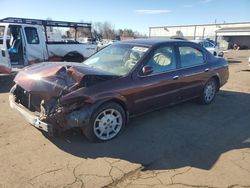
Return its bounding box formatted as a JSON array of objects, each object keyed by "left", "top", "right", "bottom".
[
  {"left": 204, "top": 80, "right": 216, "bottom": 103},
  {"left": 93, "top": 108, "right": 123, "bottom": 140}
]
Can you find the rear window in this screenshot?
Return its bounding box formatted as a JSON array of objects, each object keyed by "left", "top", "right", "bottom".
[
  {"left": 25, "top": 27, "right": 40, "bottom": 44},
  {"left": 179, "top": 46, "right": 204, "bottom": 68}
]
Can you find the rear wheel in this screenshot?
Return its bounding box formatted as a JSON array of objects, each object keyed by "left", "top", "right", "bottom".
[
  {"left": 199, "top": 78, "right": 217, "bottom": 105},
  {"left": 63, "top": 52, "right": 84, "bottom": 62},
  {"left": 83, "top": 102, "right": 126, "bottom": 142}
]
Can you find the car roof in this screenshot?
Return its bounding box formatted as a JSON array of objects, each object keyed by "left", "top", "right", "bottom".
[
  {"left": 119, "top": 38, "right": 187, "bottom": 46},
  {"left": 191, "top": 39, "right": 204, "bottom": 43}
]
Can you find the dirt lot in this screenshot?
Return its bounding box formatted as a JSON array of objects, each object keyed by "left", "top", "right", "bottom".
[{"left": 0, "top": 50, "right": 250, "bottom": 188}]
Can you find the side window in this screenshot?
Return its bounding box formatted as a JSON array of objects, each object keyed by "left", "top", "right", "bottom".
[
  {"left": 179, "top": 46, "right": 204, "bottom": 68},
  {"left": 199, "top": 42, "right": 205, "bottom": 48},
  {"left": 0, "top": 26, "right": 5, "bottom": 44},
  {"left": 201, "top": 41, "right": 214, "bottom": 48},
  {"left": 25, "top": 27, "right": 39, "bottom": 44},
  {"left": 207, "top": 42, "right": 214, "bottom": 48},
  {"left": 145, "top": 46, "right": 176, "bottom": 75}
]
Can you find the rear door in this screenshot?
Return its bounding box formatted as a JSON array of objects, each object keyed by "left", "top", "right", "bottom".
[
  {"left": 0, "top": 24, "right": 11, "bottom": 74},
  {"left": 177, "top": 43, "right": 210, "bottom": 100},
  {"left": 23, "top": 26, "right": 48, "bottom": 65}
]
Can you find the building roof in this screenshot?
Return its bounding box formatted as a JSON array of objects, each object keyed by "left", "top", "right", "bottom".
[
  {"left": 216, "top": 27, "right": 250, "bottom": 33},
  {"left": 215, "top": 26, "right": 250, "bottom": 36},
  {"left": 150, "top": 21, "right": 250, "bottom": 29}
]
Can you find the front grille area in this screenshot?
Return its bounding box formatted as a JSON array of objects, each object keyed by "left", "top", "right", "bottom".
[{"left": 14, "top": 86, "right": 42, "bottom": 112}]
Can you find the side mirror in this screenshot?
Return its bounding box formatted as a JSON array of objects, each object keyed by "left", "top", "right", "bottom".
[
  {"left": 142, "top": 65, "right": 153, "bottom": 76},
  {"left": 218, "top": 52, "right": 224, "bottom": 57}
]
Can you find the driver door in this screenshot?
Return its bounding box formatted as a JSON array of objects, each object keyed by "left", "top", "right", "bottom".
[
  {"left": 0, "top": 25, "right": 11, "bottom": 74},
  {"left": 130, "top": 45, "right": 182, "bottom": 114}
]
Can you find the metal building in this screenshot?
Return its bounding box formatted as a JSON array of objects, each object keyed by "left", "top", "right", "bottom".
[{"left": 149, "top": 22, "right": 250, "bottom": 50}]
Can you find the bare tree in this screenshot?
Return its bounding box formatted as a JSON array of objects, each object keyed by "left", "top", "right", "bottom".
[
  {"left": 48, "top": 18, "right": 146, "bottom": 40},
  {"left": 93, "top": 21, "right": 116, "bottom": 39}
]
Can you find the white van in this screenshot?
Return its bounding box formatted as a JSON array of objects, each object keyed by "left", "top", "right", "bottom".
[{"left": 0, "top": 17, "right": 97, "bottom": 74}]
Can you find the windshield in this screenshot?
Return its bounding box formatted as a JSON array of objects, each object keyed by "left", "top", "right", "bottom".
[
  {"left": 199, "top": 41, "right": 214, "bottom": 48},
  {"left": 83, "top": 43, "right": 149, "bottom": 76}
]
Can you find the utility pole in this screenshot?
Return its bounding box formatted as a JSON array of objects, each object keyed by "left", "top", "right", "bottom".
[
  {"left": 193, "top": 25, "right": 196, "bottom": 40},
  {"left": 202, "top": 27, "right": 205, "bottom": 39}
]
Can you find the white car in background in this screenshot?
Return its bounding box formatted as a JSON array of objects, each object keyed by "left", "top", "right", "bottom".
[
  {"left": 192, "top": 39, "right": 223, "bottom": 57},
  {"left": 97, "top": 39, "right": 119, "bottom": 51}
]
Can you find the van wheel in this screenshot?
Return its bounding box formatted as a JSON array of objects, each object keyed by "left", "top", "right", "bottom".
[
  {"left": 82, "top": 102, "right": 126, "bottom": 142},
  {"left": 199, "top": 78, "right": 217, "bottom": 105}
]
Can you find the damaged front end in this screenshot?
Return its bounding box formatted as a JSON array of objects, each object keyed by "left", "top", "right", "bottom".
[{"left": 9, "top": 62, "right": 118, "bottom": 135}]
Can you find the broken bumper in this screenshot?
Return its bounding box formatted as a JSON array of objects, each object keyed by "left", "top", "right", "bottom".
[{"left": 9, "top": 86, "right": 53, "bottom": 133}]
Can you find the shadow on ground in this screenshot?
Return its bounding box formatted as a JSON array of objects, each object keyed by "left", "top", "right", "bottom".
[
  {"left": 48, "top": 90, "right": 250, "bottom": 171},
  {"left": 241, "top": 69, "right": 250, "bottom": 72},
  {"left": 227, "top": 60, "right": 242, "bottom": 64}
]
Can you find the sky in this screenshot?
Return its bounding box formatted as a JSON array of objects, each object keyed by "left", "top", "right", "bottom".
[{"left": 1, "top": 0, "right": 250, "bottom": 35}]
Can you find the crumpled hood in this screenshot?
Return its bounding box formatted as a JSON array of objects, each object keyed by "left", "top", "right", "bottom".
[
  {"left": 14, "top": 62, "right": 118, "bottom": 99},
  {"left": 15, "top": 62, "right": 70, "bottom": 84}
]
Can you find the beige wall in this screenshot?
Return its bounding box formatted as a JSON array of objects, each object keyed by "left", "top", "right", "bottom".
[
  {"left": 149, "top": 22, "right": 250, "bottom": 40},
  {"left": 149, "top": 22, "right": 250, "bottom": 50}
]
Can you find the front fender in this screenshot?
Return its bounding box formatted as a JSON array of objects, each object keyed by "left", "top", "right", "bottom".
[
  {"left": 65, "top": 100, "right": 106, "bottom": 129},
  {"left": 93, "top": 92, "right": 129, "bottom": 110}
]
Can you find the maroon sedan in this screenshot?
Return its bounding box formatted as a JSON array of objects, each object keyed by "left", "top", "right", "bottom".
[{"left": 9, "top": 39, "right": 229, "bottom": 142}]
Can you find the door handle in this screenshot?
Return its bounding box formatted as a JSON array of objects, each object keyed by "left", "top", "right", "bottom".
[
  {"left": 204, "top": 68, "right": 209, "bottom": 72},
  {"left": 173, "top": 75, "right": 179, "bottom": 80},
  {"left": 1, "top": 49, "right": 5, "bottom": 57},
  {"left": 23, "top": 46, "right": 26, "bottom": 55}
]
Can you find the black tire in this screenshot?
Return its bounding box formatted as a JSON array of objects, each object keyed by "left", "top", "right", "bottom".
[
  {"left": 198, "top": 78, "right": 218, "bottom": 105},
  {"left": 82, "top": 102, "right": 126, "bottom": 142},
  {"left": 63, "top": 51, "right": 84, "bottom": 62}
]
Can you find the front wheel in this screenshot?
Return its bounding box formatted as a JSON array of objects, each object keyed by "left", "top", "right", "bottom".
[
  {"left": 82, "top": 102, "right": 126, "bottom": 142},
  {"left": 199, "top": 78, "right": 217, "bottom": 105}
]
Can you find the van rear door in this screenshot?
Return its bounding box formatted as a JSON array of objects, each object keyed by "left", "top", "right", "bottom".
[
  {"left": 0, "top": 25, "right": 11, "bottom": 74},
  {"left": 22, "top": 26, "right": 48, "bottom": 65}
]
